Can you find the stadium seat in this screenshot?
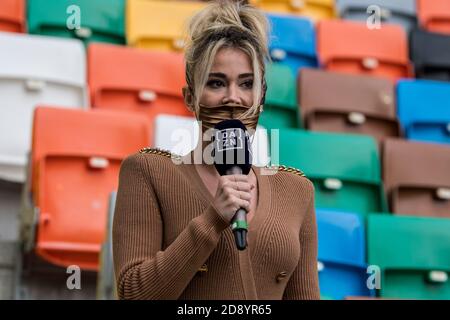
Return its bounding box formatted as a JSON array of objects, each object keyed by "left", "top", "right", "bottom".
[
  {"left": 397, "top": 80, "right": 450, "bottom": 144},
  {"left": 417, "top": 0, "right": 450, "bottom": 35},
  {"left": 299, "top": 69, "right": 400, "bottom": 143},
  {"left": 336, "top": 0, "right": 417, "bottom": 33},
  {"left": 0, "top": 32, "right": 87, "bottom": 183},
  {"left": 267, "top": 14, "right": 317, "bottom": 76},
  {"left": 0, "top": 0, "right": 25, "bottom": 33},
  {"left": 88, "top": 43, "right": 193, "bottom": 145},
  {"left": 368, "top": 214, "right": 450, "bottom": 299},
  {"left": 279, "top": 130, "right": 387, "bottom": 216},
  {"left": 250, "top": 0, "right": 335, "bottom": 21},
  {"left": 126, "top": 0, "right": 206, "bottom": 51},
  {"left": 22, "top": 106, "right": 151, "bottom": 271},
  {"left": 317, "top": 209, "right": 374, "bottom": 300},
  {"left": 410, "top": 29, "right": 450, "bottom": 81},
  {"left": 27, "top": 0, "right": 125, "bottom": 45},
  {"left": 383, "top": 138, "right": 450, "bottom": 218},
  {"left": 317, "top": 20, "right": 412, "bottom": 82},
  {"left": 258, "top": 63, "right": 300, "bottom": 131}
]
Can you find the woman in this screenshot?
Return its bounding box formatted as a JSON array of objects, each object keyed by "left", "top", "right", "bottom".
[{"left": 113, "top": 0, "right": 319, "bottom": 300}]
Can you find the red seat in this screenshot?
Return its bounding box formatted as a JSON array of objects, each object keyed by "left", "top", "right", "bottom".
[
  {"left": 88, "top": 43, "right": 194, "bottom": 145},
  {"left": 0, "top": 0, "right": 25, "bottom": 33},
  {"left": 418, "top": 0, "right": 450, "bottom": 35},
  {"left": 30, "top": 106, "right": 150, "bottom": 270},
  {"left": 317, "top": 20, "right": 413, "bottom": 82}
]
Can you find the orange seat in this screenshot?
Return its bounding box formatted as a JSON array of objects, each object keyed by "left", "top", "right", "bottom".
[
  {"left": 0, "top": 0, "right": 25, "bottom": 33},
  {"left": 30, "top": 106, "right": 151, "bottom": 270},
  {"left": 88, "top": 43, "right": 193, "bottom": 145},
  {"left": 317, "top": 20, "right": 413, "bottom": 82},
  {"left": 418, "top": 0, "right": 450, "bottom": 35}
]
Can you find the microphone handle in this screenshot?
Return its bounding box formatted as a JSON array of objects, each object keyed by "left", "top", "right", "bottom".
[{"left": 226, "top": 166, "right": 248, "bottom": 251}]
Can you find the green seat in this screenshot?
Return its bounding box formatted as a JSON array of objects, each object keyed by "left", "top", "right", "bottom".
[
  {"left": 368, "top": 214, "right": 450, "bottom": 299},
  {"left": 259, "top": 63, "right": 300, "bottom": 131},
  {"left": 27, "top": 0, "right": 125, "bottom": 46},
  {"left": 279, "top": 130, "right": 387, "bottom": 216}
]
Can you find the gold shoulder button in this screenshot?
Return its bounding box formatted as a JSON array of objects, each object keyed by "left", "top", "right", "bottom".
[{"left": 139, "top": 147, "right": 181, "bottom": 161}]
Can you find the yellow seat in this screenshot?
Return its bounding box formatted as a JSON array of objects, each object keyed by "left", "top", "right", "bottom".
[
  {"left": 126, "top": 0, "right": 206, "bottom": 51},
  {"left": 250, "top": 0, "right": 335, "bottom": 20}
]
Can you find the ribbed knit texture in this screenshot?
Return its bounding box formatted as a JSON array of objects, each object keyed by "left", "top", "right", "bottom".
[{"left": 113, "top": 152, "right": 320, "bottom": 300}]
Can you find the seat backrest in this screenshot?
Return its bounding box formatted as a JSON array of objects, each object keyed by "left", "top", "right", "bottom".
[
  {"left": 279, "top": 129, "right": 386, "bottom": 215},
  {"left": 88, "top": 43, "right": 192, "bottom": 145},
  {"left": 317, "top": 20, "right": 412, "bottom": 81},
  {"left": 368, "top": 214, "right": 450, "bottom": 299},
  {"left": 28, "top": 0, "right": 125, "bottom": 45},
  {"left": 418, "top": 0, "right": 450, "bottom": 35},
  {"left": 0, "top": 32, "right": 87, "bottom": 183},
  {"left": 0, "top": 0, "right": 25, "bottom": 33},
  {"left": 299, "top": 68, "right": 399, "bottom": 143},
  {"left": 336, "top": 0, "right": 417, "bottom": 33},
  {"left": 251, "top": 0, "right": 335, "bottom": 21},
  {"left": 31, "top": 106, "right": 151, "bottom": 270},
  {"left": 126, "top": 0, "right": 206, "bottom": 51},
  {"left": 267, "top": 14, "right": 317, "bottom": 75},
  {"left": 383, "top": 138, "right": 450, "bottom": 218},
  {"left": 397, "top": 80, "right": 450, "bottom": 144},
  {"left": 410, "top": 29, "right": 450, "bottom": 81}
]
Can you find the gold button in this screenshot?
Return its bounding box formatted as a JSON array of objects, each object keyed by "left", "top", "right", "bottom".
[
  {"left": 276, "top": 271, "right": 287, "bottom": 282},
  {"left": 198, "top": 264, "right": 208, "bottom": 273}
]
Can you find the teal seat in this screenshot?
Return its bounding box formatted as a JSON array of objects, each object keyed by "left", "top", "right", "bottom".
[
  {"left": 368, "top": 214, "right": 450, "bottom": 299},
  {"left": 259, "top": 63, "right": 300, "bottom": 132},
  {"left": 279, "top": 130, "right": 387, "bottom": 216},
  {"left": 27, "top": 0, "right": 125, "bottom": 45}
]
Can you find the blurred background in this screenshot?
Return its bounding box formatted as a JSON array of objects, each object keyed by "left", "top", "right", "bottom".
[{"left": 0, "top": 0, "right": 449, "bottom": 300}]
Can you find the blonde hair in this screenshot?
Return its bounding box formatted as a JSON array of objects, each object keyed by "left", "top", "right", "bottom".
[{"left": 184, "top": 0, "right": 270, "bottom": 116}]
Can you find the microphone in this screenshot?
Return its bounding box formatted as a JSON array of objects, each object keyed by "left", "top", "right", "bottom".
[{"left": 212, "top": 119, "right": 252, "bottom": 251}]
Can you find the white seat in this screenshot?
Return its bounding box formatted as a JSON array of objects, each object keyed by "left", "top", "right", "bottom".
[
  {"left": 154, "top": 114, "right": 270, "bottom": 166},
  {"left": 0, "top": 32, "right": 88, "bottom": 182}
]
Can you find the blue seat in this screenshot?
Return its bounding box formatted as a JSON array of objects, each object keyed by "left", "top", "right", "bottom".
[
  {"left": 397, "top": 80, "right": 450, "bottom": 145},
  {"left": 267, "top": 14, "right": 318, "bottom": 76},
  {"left": 317, "top": 209, "right": 374, "bottom": 299}
]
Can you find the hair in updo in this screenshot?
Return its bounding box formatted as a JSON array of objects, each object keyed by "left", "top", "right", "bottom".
[{"left": 184, "top": 0, "right": 270, "bottom": 116}]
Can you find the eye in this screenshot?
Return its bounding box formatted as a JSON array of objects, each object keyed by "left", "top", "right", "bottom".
[
  {"left": 241, "top": 79, "right": 253, "bottom": 89},
  {"left": 206, "top": 79, "right": 225, "bottom": 89}
]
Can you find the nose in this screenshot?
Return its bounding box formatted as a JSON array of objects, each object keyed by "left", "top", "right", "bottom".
[{"left": 222, "top": 83, "right": 240, "bottom": 104}]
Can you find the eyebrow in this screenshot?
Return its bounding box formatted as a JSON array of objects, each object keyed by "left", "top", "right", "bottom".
[{"left": 208, "top": 72, "right": 254, "bottom": 79}]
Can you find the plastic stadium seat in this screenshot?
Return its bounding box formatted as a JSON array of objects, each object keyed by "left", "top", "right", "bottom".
[
  {"left": 250, "top": 0, "right": 335, "bottom": 21},
  {"left": 368, "top": 214, "right": 450, "bottom": 299},
  {"left": 383, "top": 138, "right": 450, "bottom": 218},
  {"left": 24, "top": 106, "right": 151, "bottom": 271},
  {"left": 279, "top": 130, "right": 387, "bottom": 216},
  {"left": 267, "top": 14, "right": 317, "bottom": 76},
  {"left": 27, "top": 0, "right": 125, "bottom": 45},
  {"left": 0, "top": 32, "right": 87, "bottom": 183},
  {"left": 88, "top": 43, "right": 193, "bottom": 145},
  {"left": 317, "top": 20, "right": 413, "bottom": 82},
  {"left": 299, "top": 69, "right": 400, "bottom": 144},
  {"left": 397, "top": 80, "right": 450, "bottom": 145},
  {"left": 336, "top": 0, "right": 417, "bottom": 33},
  {"left": 410, "top": 29, "right": 450, "bottom": 81},
  {"left": 317, "top": 209, "right": 374, "bottom": 300},
  {"left": 258, "top": 63, "right": 299, "bottom": 131},
  {"left": 0, "top": 0, "right": 25, "bottom": 33},
  {"left": 126, "top": 0, "right": 206, "bottom": 51},
  {"left": 418, "top": 0, "right": 450, "bottom": 35}
]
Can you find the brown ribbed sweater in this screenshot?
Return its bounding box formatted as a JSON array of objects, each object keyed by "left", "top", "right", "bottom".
[{"left": 113, "top": 149, "right": 320, "bottom": 300}]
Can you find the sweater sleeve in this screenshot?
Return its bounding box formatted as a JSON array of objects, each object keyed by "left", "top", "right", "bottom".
[
  {"left": 112, "top": 154, "right": 230, "bottom": 300},
  {"left": 282, "top": 180, "right": 320, "bottom": 300}
]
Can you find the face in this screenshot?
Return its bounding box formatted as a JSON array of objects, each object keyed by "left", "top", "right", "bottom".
[{"left": 198, "top": 47, "right": 254, "bottom": 108}]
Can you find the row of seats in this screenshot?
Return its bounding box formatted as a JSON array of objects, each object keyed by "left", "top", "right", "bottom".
[
  {"left": 2, "top": 1, "right": 450, "bottom": 81},
  {"left": 318, "top": 210, "right": 450, "bottom": 299},
  {"left": 279, "top": 130, "right": 450, "bottom": 219},
  {"left": 3, "top": 0, "right": 450, "bottom": 37}
]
